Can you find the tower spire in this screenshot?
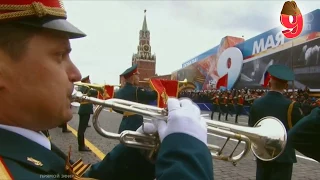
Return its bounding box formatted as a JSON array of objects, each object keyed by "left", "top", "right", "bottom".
[
  {"left": 142, "top": 9, "right": 148, "bottom": 31},
  {"left": 131, "top": 9, "right": 156, "bottom": 89}
]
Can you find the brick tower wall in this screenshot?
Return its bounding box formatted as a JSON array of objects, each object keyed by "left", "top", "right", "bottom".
[{"left": 136, "top": 60, "right": 156, "bottom": 81}]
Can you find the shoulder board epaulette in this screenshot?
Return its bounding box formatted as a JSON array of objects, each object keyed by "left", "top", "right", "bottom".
[{"left": 0, "top": 157, "right": 13, "bottom": 180}]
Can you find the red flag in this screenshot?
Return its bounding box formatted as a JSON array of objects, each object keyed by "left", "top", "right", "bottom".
[
  {"left": 149, "top": 79, "right": 179, "bottom": 108},
  {"left": 159, "top": 79, "right": 179, "bottom": 97},
  {"left": 216, "top": 74, "right": 228, "bottom": 89},
  {"left": 97, "top": 85, "right": 114, "bottom": 100}
]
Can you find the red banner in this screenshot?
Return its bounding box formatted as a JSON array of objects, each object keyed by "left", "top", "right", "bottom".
[
  {"left": 149, "top": 79, "right": 179, "bottom": 108},
  {"left": 216, "top": 74, "right": 228, "bottom": 89},
  {"left": 97, "top": 85, "right": 114, "bottom": 100}
]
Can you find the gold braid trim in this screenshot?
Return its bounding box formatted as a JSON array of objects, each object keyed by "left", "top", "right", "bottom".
[
  {"left": 0, "top": 2, "right": 66, "bottom": 20},
  {"left": 287, "top": 101, "right": 295, "bottom": 129}
]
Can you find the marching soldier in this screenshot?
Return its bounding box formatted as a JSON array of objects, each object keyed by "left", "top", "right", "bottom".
[
  {"left": 210, "top": 94, "right": 220, "bottom": 120},
  {"left": 235, "top": 93, "right": 244, "bottom": 124},
  {"left": 248, "top": 65, "right": 304, "bottom": 180},
  {"left": 218, "top": 93, "right": 225, "bottom": 121},
  {"left": 226, "top": 94, "right": 235, "bottom": 120},
  {"left": 218, "top": 93, "right": 229, "bottom": 121},
  {"left": 115, "top": 64, "right": 158, "bottom": 133},
  {"left": 0, "top": 1, "right": 213, "bottom": 180},
  {"left": 77, "top": 75, "right": 97, "bottom": 152},
  {"left": 246, "top": 94, "right": 254, "bottom": 105}
]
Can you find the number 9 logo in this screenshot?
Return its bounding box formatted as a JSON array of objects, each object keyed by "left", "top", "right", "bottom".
[
  {"left": 217, "top": 47, "right": 243, "bottom": 90},
  {"left": 280, "top": 14, "right": 304, "bottom": 39}
]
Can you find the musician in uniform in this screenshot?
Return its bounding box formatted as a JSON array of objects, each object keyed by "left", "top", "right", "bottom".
[
  {"left": 77, "top": 75, "right": 97, "bottom": 151},
  {"left": 115, "top": 64, "right": 158, "bottom": 133},
  {"left": 248, "top": 65, "right": 304, "bottom": 180},
  {"left": 288, "top": 107, "right": 320, "bottom": 162},
  {"left": 0, "top": 1, "right": 213, "bottom": 179}
]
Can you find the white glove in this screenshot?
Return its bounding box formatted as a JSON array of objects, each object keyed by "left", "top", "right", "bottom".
[
  {"left": 136, "top": 122, "right": 157, "bottom": 134},
  {"left": 136, "top": 98, "right": 207, "bottom": 145}
]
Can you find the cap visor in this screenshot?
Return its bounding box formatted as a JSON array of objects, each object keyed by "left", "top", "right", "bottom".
[{"left": 17, "top": 18, "right": 86, "bottom": 39}]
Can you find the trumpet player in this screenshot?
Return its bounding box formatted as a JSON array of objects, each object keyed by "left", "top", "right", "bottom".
[
  {"left": 115, "top": 64, "right": 158, "bottom": 133},
  {"left": 77, "top": 75, "right": 98, "bottom": 151},
  {"left": 0, "top": 1, "right": 213, "bottom": 179},
  {"left": 248, "top": 65, "right": 304, "bottom": 180}
]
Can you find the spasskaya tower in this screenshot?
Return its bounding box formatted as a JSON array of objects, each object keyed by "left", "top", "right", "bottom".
[{"left": 131, "top": 10, "right": 156, "bottom": 88}]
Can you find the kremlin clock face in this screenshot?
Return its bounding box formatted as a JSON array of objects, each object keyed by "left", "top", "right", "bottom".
[{"left": 143, "top": 45, "right": 150, "bottom": 51}]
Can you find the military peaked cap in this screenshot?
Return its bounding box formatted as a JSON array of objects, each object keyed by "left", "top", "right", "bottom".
[
  {"left": 121, "top": 64, "right": 139, "bottom": 79},
  {"left": 0, "top": 0, "right": 86, "bottom": 39},
  {"left": 267, "top": 64, "right": 295, "bottom": 82}
]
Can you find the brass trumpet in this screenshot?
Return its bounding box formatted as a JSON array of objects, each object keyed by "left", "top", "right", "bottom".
[
  {"left": 72, "top": 90, "right": 287, "bottom": 165},
  {"left": 74, "top": 82, "right": 121, "bottom": 93}
]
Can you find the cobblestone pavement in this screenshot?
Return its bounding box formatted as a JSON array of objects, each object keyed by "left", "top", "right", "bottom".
[{"left": 49, "top": 107, "right": 320, "bottom": 180}]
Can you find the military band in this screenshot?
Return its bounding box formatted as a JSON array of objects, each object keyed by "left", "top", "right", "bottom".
[{"left": 0, "top": 0, "right": 213, "bottom": 179}]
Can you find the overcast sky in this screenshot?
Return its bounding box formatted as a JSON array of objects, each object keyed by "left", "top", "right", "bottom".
[{"left": 63, "top": 1, "right": 320, "bottom": 84}]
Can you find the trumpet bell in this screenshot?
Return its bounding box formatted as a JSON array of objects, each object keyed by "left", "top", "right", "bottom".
[{"left": 251, "top": 117, "right": 287, "bottom": 161}]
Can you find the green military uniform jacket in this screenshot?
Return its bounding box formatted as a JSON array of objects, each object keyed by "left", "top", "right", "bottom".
[
  {"left": 0, "top": 128, "right": 213, "bottom": 180},
  {"left": 78, "top": 86, "right": 98, "bottom": 115},
  {"left": 114, "top": 83, "right": 157, "bottom": 133},
  {"left": 288, "top": 107, "right": 320, "bottom": 162},
  {"left": 249, "top": 91, "right": 304, "bottom": 163}
]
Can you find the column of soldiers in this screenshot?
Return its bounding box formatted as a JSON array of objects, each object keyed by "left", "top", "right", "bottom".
[
  {"left": 207, "top": 89, "right": 264, "bottom": 123},
  {"left": 180, "top": 87, "right": 319, "bottom": 121}
]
